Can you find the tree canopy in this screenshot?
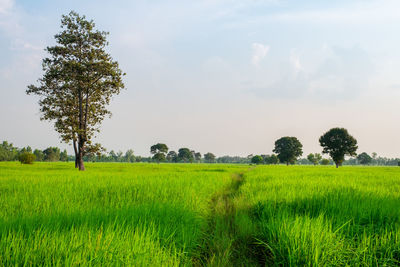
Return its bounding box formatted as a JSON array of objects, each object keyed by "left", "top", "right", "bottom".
[
  {"left": 307, "top": 153, "right": 322, "bottom": 165},
  {"left": 357, "top": 152, "right": 372, "bottom": 165},
  {"left": 204, "top": 152, "right": 216, "bottom": 163},
  {"left": 150, "top": 143, "right": 169, "bottom": 163},
  {"left": 273, "top": 137, "right": 303, "bottom": 165},
  {"left": 251, "top": 155, "right": 264, "bottom": 165},
  {"left": 26, "top": 11, "right": 124, "bottom": 170},
  {"left": 178, "top": 148, "right": 194, "bottom": 163},
  {"left": 319, "top": 128, "right": 358, "bottom": 168}
]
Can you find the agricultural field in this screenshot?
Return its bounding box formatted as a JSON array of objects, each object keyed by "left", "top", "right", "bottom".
[{"left": 1, "top": 163, "right": 400, "bottom": 266}]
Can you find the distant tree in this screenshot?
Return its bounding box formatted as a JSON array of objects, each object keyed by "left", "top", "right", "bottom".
[
  {"left": 178, "top": 148, "right": 194, "bottom": 163},
  {"left": 0, "top": 141, "right": 17, "bottom": 161},
  {"left": 20, "top": 146, "right": 32, "bottom": 153},
  {"left": 150, "top": 143, "right": 168, "bottom": 154},
  {"left": 18, "top": 152, "right": 36, "bottom": 164},
  {"left": 307, "top": 153, "right": 322, "bottom": 165},
  {"left": 204, "top": 152, "right": 216, "bottom": 163},
  {"left": 273, "top": 137, "right": 303, "bottom": 165},
  {"left": 150, "top": 143, "right": 168, "bottom": 163},
  {"left": 251, "top": 155, "right": 264, "bottom": 165},
  {"left": 357, "top": 152, "right": 372, "bottom": 165},
  {"left": 116, "top": 151, "right": 123, "bottom": 162},
  {"left": 108, "top": 150, "right": 117, "bottom": 161},
  {"left": 167, "top": 151, "right": 178, "bottom": 163},
  {"left": 217, "top": 155, "right": 250, "bottom": 164},
  {"left": 265, "top": 154, "right": 279, "bottom": 164},
  {"left": 124, "top": 149, "right": 135, "bottom": 163},
  {"left": 194, "top": 152, "right": 202, "bottom": 163},
  {"left": 33, "top": 149, "right": 44, "bottom": 161},
  {"left": 320, "top": 158, "right": 330, "bottom": 165},
  {"left": 372, "top": 152, "right": 377, "bottom": 159},
  {"left": 153, "top": 153, "right": 166, "bottom": 162},
  {"left": 319, "top": 128, "right": 358, "bottom": 168},
  {"left": 60, "top": 149, "right": 68, "bottom": 162},
  {"left": 26, "top": 11, "right": 125, "bottom": 170},
  {"left": 43, "top": 147, "right": 61, "bottom": 162}
]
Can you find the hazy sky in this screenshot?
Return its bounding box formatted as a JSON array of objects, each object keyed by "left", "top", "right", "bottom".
[{"left": 1, "top": 0, "right": 400, "bottom": 157}]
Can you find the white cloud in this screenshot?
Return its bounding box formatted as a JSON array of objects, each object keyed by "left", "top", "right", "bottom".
[
  {"left": 249, "top": 45, "right": 374, "bottom": 100},
  {"left": 251, "top": 42, "right": 269, "bottom": 66}
]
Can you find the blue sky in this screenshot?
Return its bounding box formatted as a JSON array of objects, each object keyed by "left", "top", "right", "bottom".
[{"left": 1, "top": 0, "right": 400, "bottom": 157}]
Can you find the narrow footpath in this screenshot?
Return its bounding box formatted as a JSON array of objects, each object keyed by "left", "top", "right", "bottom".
[{"left": 193, "top": 167, "right": 269, "bottom": 266}]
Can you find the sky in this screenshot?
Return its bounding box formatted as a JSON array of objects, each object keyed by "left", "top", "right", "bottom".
[{"left": 1, "top": 0, "right": 400, "bottom": 157}]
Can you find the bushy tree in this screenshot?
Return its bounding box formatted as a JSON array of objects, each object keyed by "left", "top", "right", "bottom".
[
  {"left": 0, "top": 141, "right": 18, "bottom": 161},
  {"left": 357, "top": 152, "right": 372, "bottom": 165},
  {"left": 194, "top": 152, "right": 202, "bottom": 163},
  {"left": 321, "top": 158, "right": 330, "bottom": 165},
  {"left": 33, "top": 149, "right": 44, "bottom": 161},
  {"left": 43, "top": 147, "right": 61, "bottom": 161},
  {"left": 167, "top": 151, "right": 178, "bottom": 162},
  {"left": 273, "top": 137, "right": 303, "bottom": 165},
  {"left": 319, "top": 128, "right": 358, "bottom": 168},
  {"left": 19, "top": 152, "right": 36, "bottom": 164},
  {"left": 204, "top": 152, "right": 216, "bottom": 163},
  {"left": 251, "top": 155, "right": 264, "bottom": 165},
  {"left": 178, "top": 148, "right": 194, "bottom": 163},
  {"left": 264, "top": 154, "right": 279, "bottom": 164},
  {"left": 150, "top": 143, "right": 168, "bottom": 163},
  {"left": 307, "top": 153, "right": 322, "bottom": 165},
  {"left": 26, "top": 11, "right": 125, "bottom": 170},
  {"left": 60, "top": 149, "right": 68, "bottom": 162},
  {"left": 153, "top": 153, "right": 166, "bottom": 163},
  {"left": 124, "top": 149, "right": 135, "bottom": 163}
]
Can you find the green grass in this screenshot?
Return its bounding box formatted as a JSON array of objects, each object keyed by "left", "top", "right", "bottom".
[
  {"left": 1, "top": 163, "right": 400, "bottom": 266},
  {"left": 0, "top": 162, "right": 246, "bottom": 266},
  {"left": 234, "top": 166, "right": 400, "bottom": 266}
]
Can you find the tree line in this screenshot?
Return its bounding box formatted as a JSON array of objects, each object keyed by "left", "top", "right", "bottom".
[
  {"left": 0, "top": 141, "right": 68, "bottom": 163},
  {"left": 2, "top": 138, "right": 399, "bottom": 166}
]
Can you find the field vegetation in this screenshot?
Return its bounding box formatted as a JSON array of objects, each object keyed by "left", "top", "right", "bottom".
[{"left": 1, "top": 163, "right": 400, "bottom": 266}]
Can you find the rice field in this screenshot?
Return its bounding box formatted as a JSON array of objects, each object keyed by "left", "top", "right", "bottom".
[{"left": 1, "top": 162, "right": 400, "bottom": 266}]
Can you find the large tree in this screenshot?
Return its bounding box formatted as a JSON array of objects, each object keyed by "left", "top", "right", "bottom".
[
  {"left": 26, "top": 11, "right": 124, "bottom": 170},
  {"left": 178, "top": 148, "right": 194, "bottom": 163},
  {"left": 319, "top": 127, "right": 358, "bottom": 168},
  {"left": 150, "top": 143, "right": 168, "bottom": 163},
  {"left": 273, "top": 136, "right": 303, "bottom": 165}
]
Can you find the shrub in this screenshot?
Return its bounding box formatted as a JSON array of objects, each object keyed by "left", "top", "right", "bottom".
[
  {"left": 320, "top": 158, "right": 330, "bottom": 165},
  {"left": 251, "top": 155, "right": 264, "bottom": 165},
  {"left": 19, "top": 152, "right": 36, "bottom": 164}
]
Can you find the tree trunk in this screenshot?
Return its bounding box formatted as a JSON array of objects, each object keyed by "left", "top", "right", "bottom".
[
  {"left": 77, "top": 136, "right": 85, "bottom": 171},
  {"left": 335, "top": 162, "right": 339, "bottom": 168},
  {"left": 286, "top": 162, "right": 289, "bottom": 166},
  {"left": 78, "top": 141, "right": 85, "bottom": 171},
  {"left": 73, "top": 139, "right": 78, "bottom": 168},
  {"left": 78, "top": 152, "right": 85, "bottom": 170}
]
